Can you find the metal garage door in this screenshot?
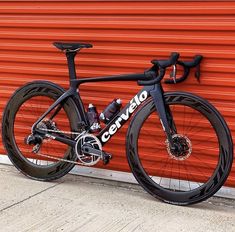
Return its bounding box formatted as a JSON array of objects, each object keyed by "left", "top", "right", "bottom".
[{"left": 0, "top": 1, "right": 234, "bottom": 186}]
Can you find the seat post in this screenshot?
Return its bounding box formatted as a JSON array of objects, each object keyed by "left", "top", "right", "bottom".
[{"left": 66, "top": 51, "right": 77, "bottom": 80}]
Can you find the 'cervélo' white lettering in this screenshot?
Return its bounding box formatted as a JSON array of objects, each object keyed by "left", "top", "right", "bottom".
[{"left": 101, "top": 91, "right": 148, "bottom": 142}]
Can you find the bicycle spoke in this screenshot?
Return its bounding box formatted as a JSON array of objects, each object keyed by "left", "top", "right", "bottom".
[{"left": 137, "top": 99, "right": 223, "bottom": 195}]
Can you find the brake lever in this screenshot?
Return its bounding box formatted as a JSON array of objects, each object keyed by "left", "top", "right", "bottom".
[{"left": 170, "top": 64, "right": 177, "bottom": 84}]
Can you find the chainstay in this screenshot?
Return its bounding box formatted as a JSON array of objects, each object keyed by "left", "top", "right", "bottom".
[{"left": 39, "top": 128, "right": 81, "bottom": 135}]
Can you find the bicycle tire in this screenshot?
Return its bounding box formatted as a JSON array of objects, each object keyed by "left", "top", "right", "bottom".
[
  {"left": 126, "top": 91, "right": 233, "bottom": 205},
  {"left": 2, "top": 81, "right": 81, "bottom": 181}
]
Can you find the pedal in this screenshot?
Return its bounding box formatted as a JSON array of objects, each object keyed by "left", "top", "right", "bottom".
[{"left": 102, "top": 151, "right": 112, "bottom": 165}]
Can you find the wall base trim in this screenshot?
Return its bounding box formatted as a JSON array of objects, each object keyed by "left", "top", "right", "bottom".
[{"left": 1, "top": 155, "right": 234, "bottom": 200}]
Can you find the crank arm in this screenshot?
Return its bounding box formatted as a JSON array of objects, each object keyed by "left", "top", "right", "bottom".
[
  {"left": 81, "top": 145, "right": 112, "bottom": 164},
  {"left": 81, "top": 145, "right": 102, "bottom": 157}
]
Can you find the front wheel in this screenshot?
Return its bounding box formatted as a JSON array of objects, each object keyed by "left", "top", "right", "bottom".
[{"left": 126, "top": 92, "right": 233, "bottom": 205}]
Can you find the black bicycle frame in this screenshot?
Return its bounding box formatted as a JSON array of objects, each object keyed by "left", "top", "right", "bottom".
[{"left": 33, "top": 51, "right": 175, "bottom": 148}]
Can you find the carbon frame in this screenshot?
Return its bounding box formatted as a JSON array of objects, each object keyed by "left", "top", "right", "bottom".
[
  {"left": 33, "top": 51, "right": 175, "bottom": 148},
  {"left": 33, "top": 76, "right": 174, "bottom": 148}
]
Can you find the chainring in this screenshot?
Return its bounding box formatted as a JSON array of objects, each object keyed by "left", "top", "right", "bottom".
[{"left": 75, "top": 133, "right": 102, "bottom": 166}]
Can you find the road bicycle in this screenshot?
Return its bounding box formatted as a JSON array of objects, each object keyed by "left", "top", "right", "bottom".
[{"left": 2, "top": 42, "right": 233, "bottom": 205}]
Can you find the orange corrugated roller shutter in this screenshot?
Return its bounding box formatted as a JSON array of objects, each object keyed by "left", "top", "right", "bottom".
[{"left": 0, "top": 1, "right": 234, "bottom": 186}]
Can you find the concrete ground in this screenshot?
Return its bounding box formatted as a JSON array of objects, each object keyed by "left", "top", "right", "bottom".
[{"left": 0, "top": 164, "right": 234, "bottom": 232}]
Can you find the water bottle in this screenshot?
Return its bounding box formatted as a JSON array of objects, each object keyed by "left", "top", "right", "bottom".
[
  {"left": 87, "top": 104, "right": 101, "bottom": 132},
  {"left": 99, "top": 99, "right": 122, "bottom": 124}
]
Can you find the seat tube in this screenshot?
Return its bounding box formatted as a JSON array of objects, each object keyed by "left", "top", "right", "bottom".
[
  {"left": 65, "top": 51, "right": 89, "bottom": 125},
  {"left": 150, "top": 83, "right": 175, "bottom": 148},
  {"left": 66, "top": 51, "right": 77, "bottom": 80}
]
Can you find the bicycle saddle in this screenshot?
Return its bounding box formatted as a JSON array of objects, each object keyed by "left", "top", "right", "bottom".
[{"left": 53, "top": 42, "right": 93, "bottom": 51}]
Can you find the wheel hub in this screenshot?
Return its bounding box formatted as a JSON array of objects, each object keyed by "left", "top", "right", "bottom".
[{"left": 166, "top": 134, "right": 192, "bottom": 160}]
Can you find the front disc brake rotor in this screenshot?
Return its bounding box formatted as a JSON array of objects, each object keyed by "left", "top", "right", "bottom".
[{"left": 166, "top": 134, "right": 192, "bottom": 160}]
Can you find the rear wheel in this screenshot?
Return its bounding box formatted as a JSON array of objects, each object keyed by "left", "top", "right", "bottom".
[
  {"left": 126, "top": 92, "right": 233, "bottom": 205},
  {"left": 2, "top": 81, "right": 81, "bottom": 181}
]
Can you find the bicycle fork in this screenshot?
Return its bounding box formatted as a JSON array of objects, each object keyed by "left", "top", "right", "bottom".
[{"left": 150, "top": 84, "right": 177, "bottom": 150}]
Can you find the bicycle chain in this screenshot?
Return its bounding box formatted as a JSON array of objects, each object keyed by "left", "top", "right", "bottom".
[{"left": 36, "top": 151, "right": 88, "bottom": 166}]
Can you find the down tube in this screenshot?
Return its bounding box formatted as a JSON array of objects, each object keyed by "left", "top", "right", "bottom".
[{"left": 97, "top": 86, "right": 152, "bottom": 146}]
